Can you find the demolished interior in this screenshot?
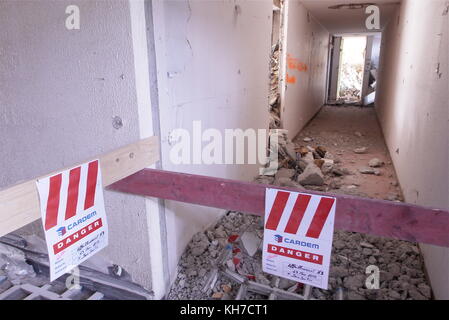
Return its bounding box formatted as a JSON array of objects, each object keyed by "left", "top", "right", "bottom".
[{"left": 0, "top": 0, "right": 448, "bottom": 301}]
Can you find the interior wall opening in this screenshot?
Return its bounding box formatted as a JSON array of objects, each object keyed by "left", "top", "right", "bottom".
[
  {"left": 337, "top": 36, "right": 366, "bottom": 103},
  {"left": 327, "top": 33, "right": 381, "bottom": 106},
  {"left": 268, "top": 0, "right": 285, "bottom": 130}
]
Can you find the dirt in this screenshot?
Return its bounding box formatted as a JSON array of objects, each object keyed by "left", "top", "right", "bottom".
[{"left": 294, "top": 105, "right": 402, "bottom": 201}]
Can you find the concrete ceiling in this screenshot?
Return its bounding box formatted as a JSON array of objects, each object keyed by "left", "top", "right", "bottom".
[{"left": 300, "top": 0, "right": 401, "bottom": 34}]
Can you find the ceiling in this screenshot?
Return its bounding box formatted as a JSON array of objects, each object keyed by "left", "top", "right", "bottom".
[{"left": 300, "top": 0, "right": 401, "bottom": 34}]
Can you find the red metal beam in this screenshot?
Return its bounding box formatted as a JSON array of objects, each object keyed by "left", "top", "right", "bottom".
[{"left": 108, "top": 168, "right": 449, "bottom": 248}]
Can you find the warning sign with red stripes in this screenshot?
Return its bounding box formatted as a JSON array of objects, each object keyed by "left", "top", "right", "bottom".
[
  {"left": 36, "top": 160, "right": 108, "bottom": 281},
  {"left": 262, "top": 188, "right": 336, "bottom": 290}
]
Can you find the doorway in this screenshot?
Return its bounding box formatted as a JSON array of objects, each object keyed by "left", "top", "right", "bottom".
[
  {"left": 337, "top": 36, "right": 367, "bottom": 103},
  {"left": 327, "top": 35, "right": 378, "bottom": 106}
]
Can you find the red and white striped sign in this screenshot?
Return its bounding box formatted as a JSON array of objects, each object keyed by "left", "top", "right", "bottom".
[
  {"left": 43, "top": 160, "right": 100, "bottom": 231},
  {"left": 36, "top": 160, "right": 108, "bottom": 281},
  {"left": 262, "top": 188, "right": 336, "bottom": 290}
]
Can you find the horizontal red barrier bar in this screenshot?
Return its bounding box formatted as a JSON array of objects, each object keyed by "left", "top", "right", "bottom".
[{"left": 108, "top": 169, "right": 449, "bottom": 248}]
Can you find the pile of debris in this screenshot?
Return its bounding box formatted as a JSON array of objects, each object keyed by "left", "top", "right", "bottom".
[
  {"left": 168, "top": 135, "right": 432, "bottom": 300},
  {"left": 168, "top": 211, "right": 431, "bottom": 300},
  {"left": 167, "top": 212, "right": 311, "bottom": 300},
  {"left": 338, "top": 62, "right": 364, "bottom": 102},
  {"left": 0, "top": 234, "right": 153, "bottom": 300},
  {"left": 257, "top": 130, "right": 344, "bottom": 193},
  {"left": 269, "top": 42, "right": 281, "bottom": 129}
]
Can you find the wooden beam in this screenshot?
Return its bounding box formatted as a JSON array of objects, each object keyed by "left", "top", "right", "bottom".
[
  {"left": 0, "top": 137, "right": 159, "bottom": 237},
  {"left": 109, "top": 168, "right": 449, "bottom": 248}
]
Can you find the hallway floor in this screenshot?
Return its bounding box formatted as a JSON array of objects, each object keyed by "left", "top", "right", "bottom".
[{"left": 294, "top": 105, "right": 402, "bottom": 201}]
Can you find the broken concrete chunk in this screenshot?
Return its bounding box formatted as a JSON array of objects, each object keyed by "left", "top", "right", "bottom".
[
  {"left": 256, "top": 273, "right": 271, "bottom": 286},
  {"left": 297, "top": 159, "right": 308, "bottom": 172},
  {"left": 360, "top": 241, "right": 375, "bottom": 249},
  {"left": 321, "top": 160, "right": 334, "bottom": 175},
  {"left": 359, "top": 167, "right": 380, "bottom": 175},
  {"left": 408, "top": 288, "right": 427, "bottom": 300},
  {"left": 417, "top": 283, "right": 432, "bottom": 298},
  {"left": 190, "top": 246, "right": 206, "bottom": 256},
  {"left": 187, "top": 269, "right": 198, "bottom": 277},
  {"left": 274, "top": 168, "right": 295, "bottom": 180},
  {"left": 343, "top": 275, "right": 365, "bottom": 290},
  {"left": 240, "top": 231, "right": 262, "bottom": 257},
  {"left": 297, "top": 164, "right": 324, "bottom": 186},
  {"left": 274, "top": 177, "right": 305, "bottom": 190},
  {"left": 368, "top": 158, "right": 384, "bottom": 168},
  {"left": 332, "top": 168, "right": 344, "bottom": 176},
  {"left": 254, "top": 175, "right": 275, "bottom": 185},
  {"left": 302, "top": 152, "right": 315, "bottom": 164},
  {"left": 0, "top": 243, "right": 36, "bottom": 283},
  {"left": 277, "top": 278, "right": 297, "bottom": 290},
  {"left": 330, "top": 266, "right": 349, "bottom": 278},
  {"left": 354, "top": 147, "right": 368, "bottom": 154},
  {"left": 325, "top": 152, "right": 335, "bottom": 160}
]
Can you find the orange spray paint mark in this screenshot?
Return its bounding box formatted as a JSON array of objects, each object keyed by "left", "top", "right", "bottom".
[
  {"left": 287, "top": 54, "right": 308, "bottom": 72},
  {"left": 286, "top": 73, "right": 296, "bottom": 84}
]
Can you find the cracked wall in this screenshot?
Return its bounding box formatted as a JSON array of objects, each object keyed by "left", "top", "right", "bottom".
[{"left": 152, "top": 0, "right": 273, "bottom": 287}]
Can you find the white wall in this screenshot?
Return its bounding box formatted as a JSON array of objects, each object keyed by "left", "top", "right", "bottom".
[
  {"left": 0, "top": 0, "right": 155, "bottom": 291},
  {"left": 281, "top": 0, "right": 330, "bottom": 139},
  {"left": 371, "top": 34, "right": 382, "bottom": 69},
  {"left": 376, "top": 0, "right": 449, "bottom": 299},
  {"left": 151, "top": 0, "right": 273, "bottom": 283}
]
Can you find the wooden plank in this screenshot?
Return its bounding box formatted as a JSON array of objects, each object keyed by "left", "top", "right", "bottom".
[
  {"left": 109, "top": 168, "right": 449, "bottom": 247},
  {"left": 0, "top": 137, "right": 159, "bottom": 237}
]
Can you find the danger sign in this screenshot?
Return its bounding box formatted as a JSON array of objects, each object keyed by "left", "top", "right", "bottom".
[
  {"left": 36, "top": 160, "right": 108, "bottom": 281},
  {"left": 262, "top": 188, "right": 336, "bottom": 289}
]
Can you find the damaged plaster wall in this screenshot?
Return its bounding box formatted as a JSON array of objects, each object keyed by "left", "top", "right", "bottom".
[
  {"left": 376, "top": 0, "right": 449, "bottom": 299},
  {"left": 0, "top": 0, "right": 154, "bottom": 291},
  {"left": 281, "top": 0, "right": 329, "bottom": 140},
  {"left": 151, "top": 0, "right": 272, "bottom": 285}
]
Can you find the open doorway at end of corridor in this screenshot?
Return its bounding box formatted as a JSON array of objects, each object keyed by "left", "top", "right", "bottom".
[{"left": 327, "top": 34, "right": 381, "bottom": 107}]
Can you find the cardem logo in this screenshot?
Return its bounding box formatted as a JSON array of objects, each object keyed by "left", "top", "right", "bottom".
[
  {"left": 56, "top": 226, "right": 66, "bottom": 237},
  {"left": 274, "top": 235, "right": 283, "bottom": 243}
]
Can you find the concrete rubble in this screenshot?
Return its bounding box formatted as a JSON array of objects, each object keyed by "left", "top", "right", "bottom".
[
  {"left": 338, "top": 62, "right": 364, "bottom": 102},
  {"left": 0, "top": 242, "right": 36, "bottom": 285},
  {"left": 0, "top": 234, "right": 153, "bottom": 300},
  {"left": 268, "top": 42, "right": 281, "bottom": 130},
  {"left": 168, "top": 136, "right": 432, "bottom": 300}
]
